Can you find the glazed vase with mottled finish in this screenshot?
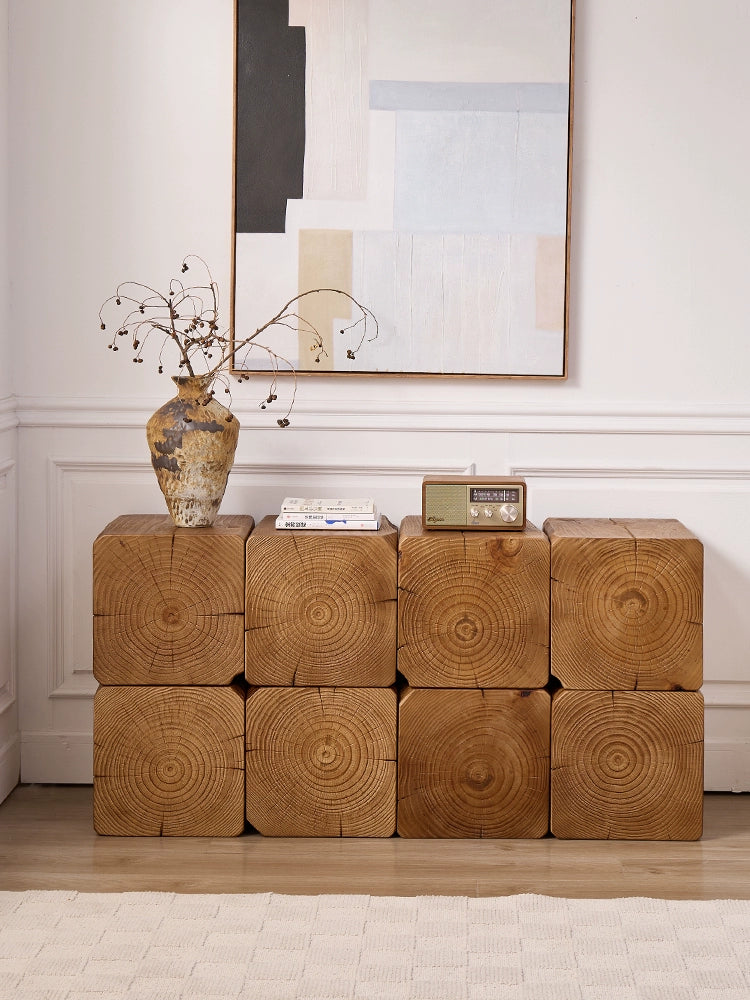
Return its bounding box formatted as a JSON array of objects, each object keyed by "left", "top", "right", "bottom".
[{"left": 146, "top": 374, "right": 240, "bottom": 527}]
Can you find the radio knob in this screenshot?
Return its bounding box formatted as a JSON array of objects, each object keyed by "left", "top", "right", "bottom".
[
  {"left": 499, "top": 504, "right": 518, "bottom": 523},
  {"left": 483, "top": 508, "right": 493, "bottom": 518},
  {"left": 470, "top": 507, "right": 479, "bottom": 518}
]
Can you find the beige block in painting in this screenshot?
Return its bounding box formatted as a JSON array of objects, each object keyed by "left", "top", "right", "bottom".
[
  {"left": 536, "top": 235, "right": 566, "bottom": 331},
  {"left": 298, "top": 229, "right": 353, "bottom": 371}
]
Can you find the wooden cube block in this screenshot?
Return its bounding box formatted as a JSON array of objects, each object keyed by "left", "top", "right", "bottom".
[
  {"left": 245, "top": 515, "right": 397, "bottom": 686},
  {"left": 94, "top": 514, "right": 253, "bottom": 685},
  {"left": 246, "top": 686, "right": 396, "bottom": 837},
  {"left": 545, "top": 518, "right": 703, "bottom": 690},
  {"left": 397, "top": 687, "right": 550, "bottom": 838},
  {"left": 551, "top": 689, "right": 704, "bottom": 840},
  {"left": 94, "top": 684, "right": 246, "bottom": 836},
  {"left": 397, "top": 516, "right": 550, "bottom": 688}
]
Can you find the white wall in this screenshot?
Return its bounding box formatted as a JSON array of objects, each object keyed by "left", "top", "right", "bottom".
[
  {"left": 6, "top": 0, "right": 750, "bottom": 793},
  {"left": 0, "top": 0, "right": 19, "bottom": 803}
]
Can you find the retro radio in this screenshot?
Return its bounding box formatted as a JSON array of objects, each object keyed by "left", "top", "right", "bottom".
[{"left": 422, "top": 475, "right": 527, "bottom": 531}]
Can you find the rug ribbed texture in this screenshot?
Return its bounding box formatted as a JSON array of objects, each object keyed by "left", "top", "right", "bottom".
[{"left": 1, "top": 890, "right": 749, "bottom": 1000}]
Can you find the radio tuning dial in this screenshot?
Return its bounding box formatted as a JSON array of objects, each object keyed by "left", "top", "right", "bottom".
[{"left": 499, "top": 504, "right": 518, "bottom": 523}]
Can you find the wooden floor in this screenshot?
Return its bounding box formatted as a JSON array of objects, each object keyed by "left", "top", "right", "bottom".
[{"left": 1, "top": 785, "right": 749, "bottom": 899}]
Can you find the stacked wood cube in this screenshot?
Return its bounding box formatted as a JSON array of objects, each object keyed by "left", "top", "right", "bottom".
[
  {"left": 544, "top": 518, "right": 704, "bottom": 840},
  {"left": 396, "top": 516, "right": 551, "bottom": 838},
  {"left": 244, "top": 516, "right": 398, "bottom": 837},
  {"left": 92, "top": 514, "right": 252, "bottom": 836}
]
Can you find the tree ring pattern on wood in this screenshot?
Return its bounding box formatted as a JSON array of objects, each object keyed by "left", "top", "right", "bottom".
[
  {"left": 93, "top": 522, "right": 248, "bottom": 685},
  {"left": 397, "top": 688, "right": 550, "bottom": 839},
  {"left": 546, "top": 521, "right": 703, "bottom": 691},
  {"left": 93, "top": 685, "right": 245, "bottom": 837},
  {"left": 246, "top": 687, "right": 397, "bottom": 837},
  {"left": 245, "top": 522, "right": 397, "bottom": 687},
  {"left": 398, "top": 537, "right": 549, "bottom": 688},
  {"left": 551, "top": 690, "right": 704, "bottom": 840}
]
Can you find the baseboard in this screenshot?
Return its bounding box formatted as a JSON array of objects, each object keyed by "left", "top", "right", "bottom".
[
  {"left": 20, "top": 731, "right": 92, "bottom": 785},
  {"left": 704, "top": 738, "right": 750, "bottom": 793},
  {"left": 0, "top": 734, "right": 20, "bottom": 804}
]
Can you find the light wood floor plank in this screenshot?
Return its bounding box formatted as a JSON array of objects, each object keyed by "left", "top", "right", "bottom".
[{"left": 1, "top": 786, "right": 749, "bottom": 898}]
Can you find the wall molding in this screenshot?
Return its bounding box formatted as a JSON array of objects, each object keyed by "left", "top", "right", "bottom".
[
  {"left": 702, "top": 681, "right": 750, "bottom": 710},
  {"left": 16, "top": 394, "right": 750, "bottom": 435},
  {"left": 0, "top": 457, "right": 15, "bottom": 486},
  {"left": 514, "top": 466, "right": 750, "bottom": 482},
  {"left": 0, "top": 458, "right": 16, "bottom": 716},
  {"left": 45, "top": 458, "right": 159, "bottom": 698},
  {"left": 0, "top": 395, "right": 18, "bottom": 434},
  {"left": 0, "top": 734, "right": 20, "bottom": 803}
]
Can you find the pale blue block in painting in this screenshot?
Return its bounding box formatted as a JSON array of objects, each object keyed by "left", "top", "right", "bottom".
[
  {"left": 371, "top": 80, "right": 569, "bottom": 114},
  {"left": 393, "top": 109, "right": 568, "bottom": 234}
]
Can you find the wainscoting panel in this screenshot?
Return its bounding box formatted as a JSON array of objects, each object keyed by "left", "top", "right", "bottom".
[{"left": 14, "top": 410, "right": 750, "bottom": 790}]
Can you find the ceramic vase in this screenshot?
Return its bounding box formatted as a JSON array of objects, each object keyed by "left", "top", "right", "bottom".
[{"left": 146, "top": 374, "right": 240, "bottom": 527}]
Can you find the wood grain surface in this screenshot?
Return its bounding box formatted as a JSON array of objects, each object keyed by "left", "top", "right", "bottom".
[
  {"left": 94, "top": 684, "right": 246, "bottom": 836},
  {"left": 397, "top": 516, "right": 550, "bottom": 688},
  {"left": 93, "top": 514, "right": 253, "bottom": 685},
  {"left": 551, "top": 689, "right": 704, "bottom": 840},
  {"left": 545, "top": 517, "right": 703, "bottom": 690},
  {"left": 397, "top": 687, "right": 550, "bottom": 839},
  {"left": 245, "top": 516, "right": 397, "bottom": 686},
  {"left": 246, "top": 686, "right": 397, "bottom": 837}
]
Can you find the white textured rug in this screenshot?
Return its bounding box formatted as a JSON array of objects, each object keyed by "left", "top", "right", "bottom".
[{"left": 1, "top": 891, "right": 749, "bottom": 1000}]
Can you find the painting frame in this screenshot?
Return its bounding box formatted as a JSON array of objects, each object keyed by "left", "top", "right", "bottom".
[{"left": 231, "top": 0, "right": 575, "bottom": 381}]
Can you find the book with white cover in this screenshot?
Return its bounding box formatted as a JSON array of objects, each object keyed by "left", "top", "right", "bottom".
[
  {"left": 275, "top": 515, "right": 380, "bottom": 531},
  {"left": 276, "top": 510, "right": 378, "bottom": 525},
  {"left": 279, "top": 497, "right": 377, "bottom": 518}
]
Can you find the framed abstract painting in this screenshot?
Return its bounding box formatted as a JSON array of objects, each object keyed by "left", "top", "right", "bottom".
[{"left": 232, "top": 0, "right": 574, "bottom": 379}]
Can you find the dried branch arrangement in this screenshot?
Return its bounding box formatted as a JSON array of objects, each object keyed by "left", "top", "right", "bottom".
[{"left": 98, "top": 255, "right": 378, "bottom": 425}]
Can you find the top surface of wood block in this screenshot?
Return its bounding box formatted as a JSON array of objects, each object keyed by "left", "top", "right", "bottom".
[
  {"left": 544, "top": 517, "right": 699, "bottom": 542},
  {"left": 97, "top": 514, "right": 254, "bottom": 539},
  {"left": 400, "top": 514, "right": 545, "bottom": 542},
  {"left": 251, "top": 513, "right": 398, "bottom": 546}
]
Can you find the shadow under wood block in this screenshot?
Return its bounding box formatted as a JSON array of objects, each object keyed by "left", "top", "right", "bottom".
[
  {"left": 397, "top": 516, "right": 550, "bottom": 688},
  {"left": 397, "top": 687, "right": 550, "bottom": 839},
  {"left": 245, "top": 515, "right": 398, "bottom": 686},
  {"left": 93, "top": 514, "right": 253, "bottom": 685},
  {"left": 544, "top": 517, "right": 703, "bottom": 691},
  {"left": 551, "top": 689, "right": 704, "bottom": 841},
  {"left": 246, "top": 686, "right": 397, "bottom": 837},
  {"left": 93, "top": 684, "right": 246, "bottom": 836}
]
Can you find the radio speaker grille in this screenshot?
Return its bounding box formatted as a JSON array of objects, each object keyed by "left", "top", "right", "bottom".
[{"left": 423, "top": 485, "right": 466, "bottom": 525}]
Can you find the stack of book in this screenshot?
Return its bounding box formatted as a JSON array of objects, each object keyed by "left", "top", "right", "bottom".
[{"left": 275, "top": 497, "right": 380, "bottom": 531}]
